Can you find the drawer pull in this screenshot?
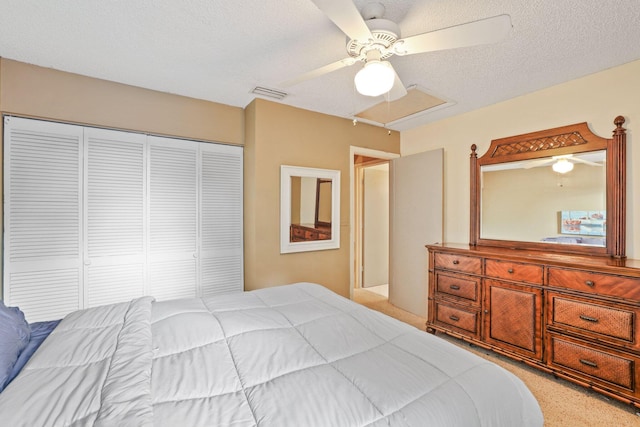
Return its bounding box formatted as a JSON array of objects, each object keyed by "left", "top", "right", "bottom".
[
  {"left": 579, "top": 359, "right": 598, "bottom": 368},
  {"left": 507, "top": 268, "right": 514, "bottom": 274},
  {"left": 452, "top": 260, "right": 460, "bottom": 265},
  {"left": 579, "top": 314, "right": 599, "bottom": 323},
  {"left": 449, "top": 315, "right": 460, "bottom": 322},
  {"left": 449, "top": 284, "right": 461, "bottom": 290},
  {"left": 585, "top": 280, "right": 595, "bottom": 287}
]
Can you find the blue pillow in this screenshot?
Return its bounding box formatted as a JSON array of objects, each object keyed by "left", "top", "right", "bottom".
[
  {"left": 0, "top": 301, "right": 31, "bottom": 392},
  {"left": 8, "top": 320, "right": 61, "bottom": 383}
]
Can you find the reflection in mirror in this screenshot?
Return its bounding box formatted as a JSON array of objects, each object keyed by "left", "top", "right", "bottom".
[
  {"left": 289, "top": 177, "right": 332, "bottom": 242},
  {"left": 281, "top": 166, "right": 340, "bottom": 254},
  {"left": 315, "top": 179, "right": 332, "bottom": 228},
  {"left": 481, "top": 150, "right": 606, "bottom": 246}
]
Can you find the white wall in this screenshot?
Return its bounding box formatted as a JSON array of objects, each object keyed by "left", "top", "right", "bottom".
[{"left": 401, "top": 59, "right": 640, "bottom": 259}]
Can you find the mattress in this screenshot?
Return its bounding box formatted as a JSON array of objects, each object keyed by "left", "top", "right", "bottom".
[{"left": 0, "top": 282, "right": 543, "bottom": 426}]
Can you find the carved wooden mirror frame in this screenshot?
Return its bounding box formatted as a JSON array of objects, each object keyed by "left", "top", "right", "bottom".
[{"left": 470, "top": 116, "right": 627, "bottom": 258}]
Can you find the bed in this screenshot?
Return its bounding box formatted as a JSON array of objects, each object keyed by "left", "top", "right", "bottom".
[{"left": 0, "top": 282, "right": 543, "bottom": 426}]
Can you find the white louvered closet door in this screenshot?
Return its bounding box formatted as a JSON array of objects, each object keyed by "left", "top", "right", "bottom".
[
  {"left": 5, "top": 117, "right": 244, "bottom": 321},
  {"left": 84, "top": 128, "right": 147, "bottom": 307},
  {"left": 200, "top": 143, "right": 243, "bottom": 296},
  {"left": 4, "top": 117, "right": 83, "bottom": 322},
  {"left": 147, "top": 136, "right": 199, "bottom": 300}
]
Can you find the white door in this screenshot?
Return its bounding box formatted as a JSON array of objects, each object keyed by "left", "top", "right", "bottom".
[
  {"left": 389, "top": 149, "right": 443, "bottom": 317},
  {"left": 4, "top": 117, "right": 84, "bottom": 321},
  {"left": 199, "top": 143, "right": 244, "bottom": 296},
  {"left": 84, "top": 127, "right": 147, "bottom": 307},
  {"left": 147, "top": 136, "right": 199, "bottom": 300},
  {"left": 363, "top": 164, "right": 389, "bottom": 288}
]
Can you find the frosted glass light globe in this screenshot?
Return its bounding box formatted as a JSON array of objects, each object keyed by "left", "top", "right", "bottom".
[
  {"left": 552, "top": 159, "right": 574, "bottom": 174},
  {"left": 354, "top": 60, "right": 395, "bottom": 97}
]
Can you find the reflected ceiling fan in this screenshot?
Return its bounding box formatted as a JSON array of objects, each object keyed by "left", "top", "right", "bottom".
[
  {"left": 524, "top": 154, "right": 604, "bottom": 174},
  {"left": 281, "top": 0, "right": 512, "bottom": 100}
]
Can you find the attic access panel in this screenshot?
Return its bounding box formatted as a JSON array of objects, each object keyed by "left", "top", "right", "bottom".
[{"left": 355, "top": 87, "right": 450, "bottom": 124}]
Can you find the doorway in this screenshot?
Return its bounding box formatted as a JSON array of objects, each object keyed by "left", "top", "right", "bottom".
[
  {"left": 350, "top": 147, "right": 399, "bottom": 300},
  {"left": 350, "top": 146, "right": 443, "bottom": 317},
  {"left": 359, "top": 162, "right": 389, "bottom": 293}
]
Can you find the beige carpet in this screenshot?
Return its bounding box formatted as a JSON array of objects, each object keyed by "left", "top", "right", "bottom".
[{"left": 353, "top": 288, "right": 640, "bottom": 427}]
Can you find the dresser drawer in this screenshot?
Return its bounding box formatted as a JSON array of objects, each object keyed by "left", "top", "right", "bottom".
[
  {"left": 548, "top": 293, "right": 638, "bottom": 348},
  {"left": 304, "top": 229, "right": 319, "bottom": 239},
  {"left": 433, "top": 302, "right": 480, "bottom": 337},
  {"left": 291, "top": 226, "right": 305, "bottom": 238},
  {"left": 548, "top": 335, "right": 636, "bottom": 391},
  {"left": 485, "top": 259, "right": 543, "bottom": 284},
  {"left": 435, "top": 272, "right": 480, "bottom": 303},
  {"left": 434, "top": 253, "right": 481, "bottom": 275},
  {"left": 548, "top": 268, "right": 640, "bottom": 300}
]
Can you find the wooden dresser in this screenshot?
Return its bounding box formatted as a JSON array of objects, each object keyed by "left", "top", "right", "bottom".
[
  {"left": 289, "top": 223, "right": 331, "bottom": 242},
  {"left": 426, "top": 243, "right": 640, "bottom": 407}
]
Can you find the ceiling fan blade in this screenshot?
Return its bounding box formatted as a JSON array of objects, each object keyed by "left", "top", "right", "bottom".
[
  {"left": 280, "top": 57, "right": 357, "bottom": 87},
  {"left": 385, "top": 68, "right": 408, "bottom": 101},
  {"left": 310, "top": 0, "right": 373, "bottom": 42},
  {"left": 392, "top": 14, "right": 512, "bottom": 56},
  {"left": 573, "top": 158, "right": 603, "bottom": 167},
  {"left": 523, "top": 158, "right": 554, "bottom": 169}
]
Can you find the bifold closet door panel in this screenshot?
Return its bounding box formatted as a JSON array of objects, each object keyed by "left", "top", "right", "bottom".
[
  {"left": 200, "top": 143, "right": 243, "bottom": 296},
  {"left": 84, "top": 127, "right": 147, "bottom": 307},
  {"left": 147, "top": 136, "right": 199, "bottom": 300},
  {"left": 3, "top": 117, "right": 83, "bottom": 322}
]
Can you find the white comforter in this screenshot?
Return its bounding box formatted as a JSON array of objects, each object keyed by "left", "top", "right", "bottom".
[{"left": 0, "top": 283, "right": 543, "bottom": 426}]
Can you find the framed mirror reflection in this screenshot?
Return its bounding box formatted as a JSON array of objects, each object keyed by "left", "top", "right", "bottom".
[
  {"left": 480, "top": 150, "right": 607, "bottom": 246},
  {"left": 470, "top": 117, "right": 626, "bottom": 257},
  {"left": 280, "top": 165, "right": 340, "bottom": 254}
]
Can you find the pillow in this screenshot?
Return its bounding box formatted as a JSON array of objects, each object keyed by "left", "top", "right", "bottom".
[
  {"left": 9, "top": 320, "right": 61, "bottom": 382},
  {"left": 0, "top": 301, "right": 31, "bottom": 392}
]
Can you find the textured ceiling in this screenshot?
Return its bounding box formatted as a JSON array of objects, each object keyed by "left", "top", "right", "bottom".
[{"left": 1, "top": 0, "right": 639, "bottom": 131}]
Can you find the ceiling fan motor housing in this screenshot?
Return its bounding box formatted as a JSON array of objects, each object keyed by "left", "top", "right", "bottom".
[{"left": 346, "top": 18, "right": 400, "bottom": 60}]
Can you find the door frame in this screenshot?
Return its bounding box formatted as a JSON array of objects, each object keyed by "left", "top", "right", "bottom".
[{"left": 349, "top": 146, "right": 399, "bottom": 299}]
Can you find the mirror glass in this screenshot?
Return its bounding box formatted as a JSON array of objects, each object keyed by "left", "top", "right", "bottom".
[
  {"left": 281, "top": 166, "right": 340, "bottom": 254},
  {"left": 315, "top": 179, "right": 332, "bottom": 227},
  {"left": 480, "top": 150, "right": 606, "bottom": 246}
]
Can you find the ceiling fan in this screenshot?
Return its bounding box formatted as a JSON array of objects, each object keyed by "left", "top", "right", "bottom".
[
  {"left": 281, "top": 0, "right": 512, "bottom": 100},
  {"left": 523, "top": 154, "right": 604, "bottom": 174}
]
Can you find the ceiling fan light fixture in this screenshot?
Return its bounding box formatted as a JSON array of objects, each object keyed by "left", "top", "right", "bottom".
[
  {"left": 552, "top": 158, "right": 574, "bottom": 174},
  {"left": 354, "top": 60, "right": 395, "bottom": 97}
]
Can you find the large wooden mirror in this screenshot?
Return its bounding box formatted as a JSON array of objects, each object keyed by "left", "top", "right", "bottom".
[
  {"left": 280, "top": 165, "right": 340, "bottom": 254},
  {"left": 470, "top": 117, "right": 627, "bottom": 258}
]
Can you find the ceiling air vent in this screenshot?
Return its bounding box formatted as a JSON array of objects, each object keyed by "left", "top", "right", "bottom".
[{"left": 251, "top": 86, "right": 288, "bottom": 100}]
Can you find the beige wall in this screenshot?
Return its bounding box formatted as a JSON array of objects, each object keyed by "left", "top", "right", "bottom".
[
  {"left": 0, "top": 59, "right": 244, "bottom": 144},
  {"left": 401, "top": 59, "right": 640, "bottom": 259},
  {"left": 244, "top": 99, "right": 400, "bottom": 297}
]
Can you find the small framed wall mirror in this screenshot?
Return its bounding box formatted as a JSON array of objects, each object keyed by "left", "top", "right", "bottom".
[{"left": 280, "top": 165, "right": 341, "bottom": 254}]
